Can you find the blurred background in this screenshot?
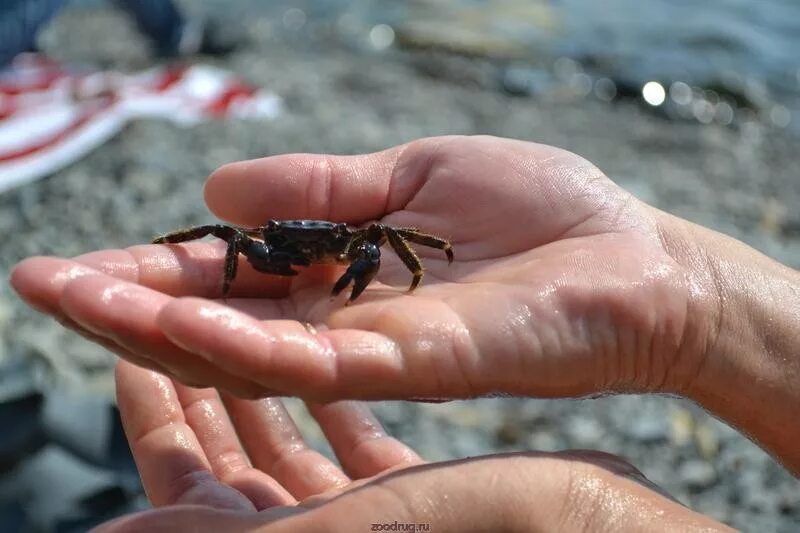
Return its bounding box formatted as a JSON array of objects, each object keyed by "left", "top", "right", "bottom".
[{"left": 0, "top": 0, "right": 799, "bottom": 530}]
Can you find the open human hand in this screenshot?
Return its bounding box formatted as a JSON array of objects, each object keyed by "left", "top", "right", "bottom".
[
  {"left": 95, "top": 360, "right": 729, "bottom": 532},
  {"left": 11, "top": 135, "right": 717, "bottom": 401}
]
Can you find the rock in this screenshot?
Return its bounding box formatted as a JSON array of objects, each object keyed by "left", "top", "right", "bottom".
[
  {"left": 776, "top": 484, "right": 800, "bottom": 517},
  {"left": 565, "top": 415, "right": 605, "bottom": 446},
  {"left": 623, "top": 416, "right": 668, "bottom": 444},
  {"left": 528, "top": 432, "right": 563, "bottom": 452},
  {"left": 495, "top": 418, "right": 525, "bottom": 446},
  {"left": 669, "top": 407, "right": 695, "bottom": 447},
  {"left": 694, "top": 423, "right": 720, "bottom": 460},
  {"left": 759, "top": 198, "right": 788, "bottom": 237},
  {"left": 679, "top": 460, "right": 717, "bottom": 491}
]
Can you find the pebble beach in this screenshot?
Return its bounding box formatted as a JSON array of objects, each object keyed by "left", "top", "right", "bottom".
[{"left": 1, "top": 2, "right": 799, "bottom": 530}]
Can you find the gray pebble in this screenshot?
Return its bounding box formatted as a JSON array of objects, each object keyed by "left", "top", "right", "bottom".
[
  {"left": 680, "top": 460, "right": 718, "bottom": 491},
  {"left": 623, "top": 416, "right": 669, "bottom": 444}
]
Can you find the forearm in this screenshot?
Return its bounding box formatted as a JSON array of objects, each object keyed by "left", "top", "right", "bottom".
[{"left": 657, "top": 210, "right": 800, "bottom": 474}]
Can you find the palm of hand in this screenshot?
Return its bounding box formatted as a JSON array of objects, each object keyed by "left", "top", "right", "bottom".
[
  {"left": 11, "top": 135, "right": 703, "bottom": 401},
  {"left": 246, "top": 136, "right": 695, "bottom": 400}
]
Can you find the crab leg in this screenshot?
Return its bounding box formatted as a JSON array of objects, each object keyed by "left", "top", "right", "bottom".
[
  {"left": 153, "top": 224, "right": 251, "bottom": 296},
  {"left": 222, "top": 236, "right": 242, "bottom": 296},
  {"left": 385, "top": 227, "right": 424, "bottom": 292},
  {"left": 395, "top": 228, "right": 454, "bottom": 263},
  {"left": 152, "top": 224, "right": 242, "bottom": 244}
]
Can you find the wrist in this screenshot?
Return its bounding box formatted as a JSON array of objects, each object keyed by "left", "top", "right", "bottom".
[
  {"left": 655, "top": 209, "right": 800, "bottom": 473},
  {"left": 647, "top": 209, "right": 725, "bottom": 396}
]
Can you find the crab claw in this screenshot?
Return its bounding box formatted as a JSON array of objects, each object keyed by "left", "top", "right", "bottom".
[{"left": 332, "top": 243, "right": 381, "bottom": 304}]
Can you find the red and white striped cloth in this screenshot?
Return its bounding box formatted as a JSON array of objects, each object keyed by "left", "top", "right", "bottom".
[{"left": 0, "top": 54, "right": 282, "bottom": 193}]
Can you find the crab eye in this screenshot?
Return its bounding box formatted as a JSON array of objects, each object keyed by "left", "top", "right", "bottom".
[{"left": 335, "top": 223, "right": 347, "bottom": 234}]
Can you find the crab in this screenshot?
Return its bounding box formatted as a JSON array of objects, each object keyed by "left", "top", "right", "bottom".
[{"left": 153, "top": 220, "right": 454, "bottom": 303}]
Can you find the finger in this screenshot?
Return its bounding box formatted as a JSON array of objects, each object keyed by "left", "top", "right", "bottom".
[
  {"left": 158, "top": 298, "right": 400, "bottom": 400},
  {"left": 57, "top": 314, "right": 173, "bottom": 377},
  {"left": 10, "top": 251, "right": 289, "bottom": 318},
  {"left": 306, "top": 401, "right": 423, "bottom": 478},
  {"left": 222, "top": 395, "right": 350, "bottom": 500},
  {"left": 9, "top": 257, "right": 186, "bottom": 381},
  {"left": 10, "top": 256, "right": 100, "bottom": 314},
  {"left": 172, "top": 384, "right": 295, "bottom": 509},
  {"left": 76, "top": 243, "right": 292, "bottom": 298},
  {"left": 204, "top": 138, "right": 453, "bottom": 225},
  {"left": 11, "top": 256, "right": 276, "bottom": 395},
  {"left": 93, "top": 505, "right": 285, "bottom": 533},
  {"left": 60, "top": 273, "right": 268, "bottom": 397},
  {"left": 114, "top": 361, "right": 253, "bottom": 510},
  {"left": 158, "top": 296, "right": 480, "bottom": 401},
  {"left": 76, "top": 249, "right": 314, "bottom": 322}
]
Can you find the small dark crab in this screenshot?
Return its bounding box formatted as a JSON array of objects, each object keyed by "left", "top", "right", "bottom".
[{"left": 153, "top": 220, "right": 453, "bottom": 303}]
